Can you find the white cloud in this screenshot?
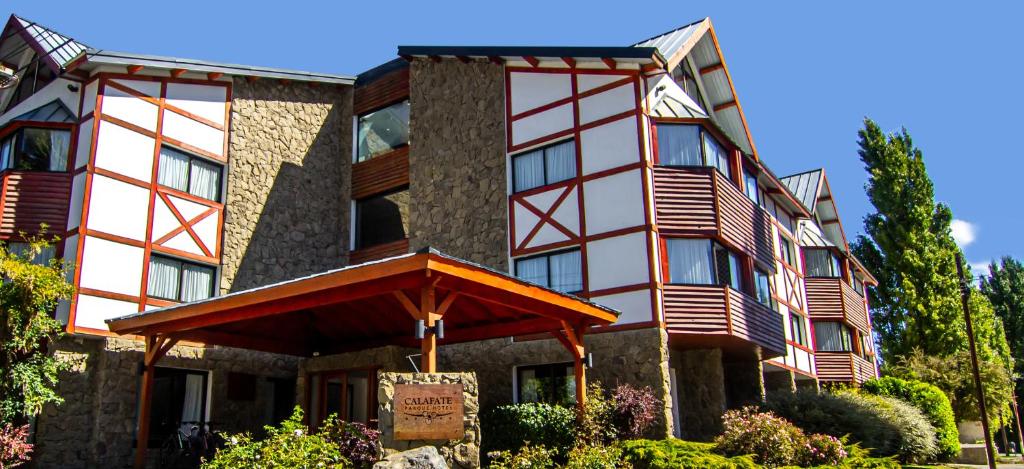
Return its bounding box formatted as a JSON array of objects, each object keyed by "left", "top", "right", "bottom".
[
  {"left": 950, "top": 219, "right": 977, "bottom": 247},
  {"left": 969, "top": 261, "right": 991, "bottom": 278}
]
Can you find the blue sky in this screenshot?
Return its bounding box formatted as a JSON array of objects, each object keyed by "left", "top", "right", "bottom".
[{"left": 8, "top": 1, "right": 1021, "bottom": 276}]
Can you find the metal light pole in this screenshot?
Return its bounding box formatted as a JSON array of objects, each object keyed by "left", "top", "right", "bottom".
[{"left": 957, "top": 252, "right": 997, "bottom": 469}]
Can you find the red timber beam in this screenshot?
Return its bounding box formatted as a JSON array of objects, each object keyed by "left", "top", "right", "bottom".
[
  {"left": 552, "top": 320, "right": 588, "bottom": 411},
  {"left": 135, "top": 334, "right": 179, "bottom": 469},
  {"left": 392, "top": 276, "right": 458, "bottom": 373}
]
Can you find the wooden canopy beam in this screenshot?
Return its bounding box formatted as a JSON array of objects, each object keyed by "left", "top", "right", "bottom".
[
  {"left": 602, "top": 57, "right": 617, "bottom": 70},
  {"left": 557, "top": 321, "right": 587, "bottom": 410},
  {"left": 523, "top": 56, "right": 540, "bottom": 68},
  {"left": 135, "top": 334, "right": 177, "bottom": 469}
]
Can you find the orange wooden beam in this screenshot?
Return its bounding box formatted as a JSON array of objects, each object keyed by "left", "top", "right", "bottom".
[
  {"left": 170, "top": 68, "right": 187, "bottom": 78},
  {"left": 126, "top": 65, "right": 143, "bottom": 74},
  {"left": 523, "top": 56, "right": 540, "bottom": 68},
  {"left": 602, "top": 57, "right": 617, "bottom": 70}
]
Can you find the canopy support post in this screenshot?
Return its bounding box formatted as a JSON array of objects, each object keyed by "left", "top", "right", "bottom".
[
  {"left": 420, "top": 284, "right": 438, "bottom": 373},
  {"left": 135, "top": 334, "right": 178, "bottom": 469},
  {"left": 554, "top": 321, "right": 587, "bottom": 412}
]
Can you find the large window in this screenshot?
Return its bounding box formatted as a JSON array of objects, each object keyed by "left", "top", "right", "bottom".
[
  {"left": 141, "top": 367, "right": 208, "bottom": 448},
  {"left": 356, "top": 100, "right": 409, "bottom": 162},
  {"left": 147, "top": 255, "right": 215, "bottom": 302},
  {"left": 790, "top": 313, "right": 808, "bottom": 347},
  {"left": 665, "top": 238, "right": 741, "bottom": 290},
  {"left": 743, "top": 169, "right": 759, "bottom": 204},
  {"left": 4, "top": 58, "right": 56, "bottom": 113},
  {"left": 778, "top": 235, "right": 796, "bottom": 267},
  {"left": 512, "top": 139, "right": 575, "bottom": 193},
  {"left": 851, "top": 275, "right": 865, "bottom": 296},
  {"left": 655, "top": 124, "right": 731, "bottom": 178},
  {"left": 514, "top": 249, "right": 582, "bottom": 294},
  {"left": 814, "top": 321, "right": 853, "bottom": 352},
  {"left": 158, "top": 146, "right": 222, "bottom": 202},
  {"left": 516, "top": 362, "right": 575, "bottom": 405},
  {"left": 0, "top": 127, "right": 70, "bottom": 172},
  {"left": 355, "top": 188, "right": 409, "bottom": 249},
  {"left": 754, "top": 268, "right": 775, "bottom": 310},
  {"left": 805, "top": 249, "right": 841, "bottom": 278}
]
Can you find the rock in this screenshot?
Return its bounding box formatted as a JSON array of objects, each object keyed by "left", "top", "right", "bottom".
[{"left": 373, "top": 446, "right": 449, "bottom": 469}]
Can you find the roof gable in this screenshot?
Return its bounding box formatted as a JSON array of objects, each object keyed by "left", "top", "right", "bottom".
[
  {"left": 780, "top": 169, "right": 824, "bottom": 213},
  {"left": 2, "top": 15, "right": 87, "bottom": 72}
]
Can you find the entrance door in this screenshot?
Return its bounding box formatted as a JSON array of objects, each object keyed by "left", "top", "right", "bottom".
[{"left": 311, "top": 368, "right": 377, "bottom": 429}]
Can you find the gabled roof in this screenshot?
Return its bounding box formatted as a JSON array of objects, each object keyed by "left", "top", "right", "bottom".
[
  {"left": 633, "top": 18, "right": 709, "bottom": 69},
  {"left": 4, "top": 15, "right": 88, "bottom": 72},
  {"left": 780, "top": 169, "right": 824, "bottom": 214},
  {"left": 11, "top": 99, "right": 75, "bottom": 123}
]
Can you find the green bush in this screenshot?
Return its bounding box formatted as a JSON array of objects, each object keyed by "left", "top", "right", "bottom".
[
  {"left": 481, "top": 403, "right": 576, "bottom": 457},
  {"left": 565, "top": 444, "right": 625, "bottom": 469},
  {"left": 619, "top": 439, "right": 759, "bottom": 469},
  {"left": 765, "top": 389, "right": 937, "bottom": 463},
  {"left": 862, "top": 376, "right": 960, "bottom": 460},
  {"left": 487, "top": 445, "right": 556, "bottom": 469},
  {"left": 715, "top": 406, "right": 805, "bottom": 467},
  {"left": 202, "top": 407, "right": 349, "bottom": 468}
]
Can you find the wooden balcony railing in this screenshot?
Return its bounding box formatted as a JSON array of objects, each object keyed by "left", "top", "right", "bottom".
[
  {"left": 814, "top": 351, "right": 877, "bottom": 384},
  {"left": 0, "top": 170, "right": 72, "bottom": 238},
  {"left": 663, "top": 284, "right": 786, "bottom": 357},
  {"left": 653, "top": 166, "right": 775, "bottom": 270},
  {"left": 805, "top": 277, "right": 870, "bottom": 333}
]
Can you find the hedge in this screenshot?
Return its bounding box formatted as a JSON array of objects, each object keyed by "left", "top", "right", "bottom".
[
  {"left": 862, "top": 376, "right": 960, "bottom": 460},
  {"left": 619, "top": 439, "right": 759, "bottom": 469},
  {"left": 480, "top": 403, "right": 576, "bottom": 457}
]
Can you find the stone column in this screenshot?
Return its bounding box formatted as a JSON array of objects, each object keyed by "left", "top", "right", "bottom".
[
  {"left": 723, "top": 357, "right": 765, "bottom": 408},
  {"left": 763, "top": 369, "right": 797, "bottom": 394},
  {"left": 673, "top": 348, "right": 726, "bottom": 441}
]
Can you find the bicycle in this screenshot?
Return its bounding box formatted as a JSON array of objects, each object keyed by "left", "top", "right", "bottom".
[{"left": 158, "top": 421, "right": 220, "bottom": 468}]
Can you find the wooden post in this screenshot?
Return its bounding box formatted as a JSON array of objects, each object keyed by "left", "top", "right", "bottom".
[
  {"left": 134, "top": 335, "right": 178, "bottom": 469},
  {"left": 420, "top": 285, "right": 437, "bottom": 373},
  {"left": 554, "top": 321, "right": 587, "bottom": 412}
]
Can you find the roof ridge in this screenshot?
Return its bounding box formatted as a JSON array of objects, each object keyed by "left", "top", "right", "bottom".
[
  {"left": 630, "top": 17, "right": 708, "bottom": 47},
  {"left": 779, "top": 167, "right": 825, "bottom": 181}
]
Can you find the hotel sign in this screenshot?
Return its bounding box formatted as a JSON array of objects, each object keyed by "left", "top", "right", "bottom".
[{"left": 394, "top": 383, "right": 464, "bottom": 440}]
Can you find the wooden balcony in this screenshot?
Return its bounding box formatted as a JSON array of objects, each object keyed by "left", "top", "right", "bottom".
[
  {"left": 805, "top": 277, "right": 870, "bottom": 333},
  {"left": 0, "top": 170, "right": 72, "bottom": 238},
  {"left": 653, "top": 166, "right": 774, "bottom": 270},
  {"left": 663, "top": 284, "right": 786, "bottom": 358},
  {"left": 815, "top": 351, "right": 877, "bottom": 385}
]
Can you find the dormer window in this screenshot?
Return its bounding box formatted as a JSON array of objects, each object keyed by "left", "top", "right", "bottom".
[
  {"left": 0, "top": 127, "right": 70, "bottom": 172},
  {"left": 655, "top": 124, "right": 731, "bottom": 179}
]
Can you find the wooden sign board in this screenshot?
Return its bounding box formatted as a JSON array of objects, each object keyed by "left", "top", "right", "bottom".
[{"left": 394, "top": 383, "right": 464, "bottom": 440}]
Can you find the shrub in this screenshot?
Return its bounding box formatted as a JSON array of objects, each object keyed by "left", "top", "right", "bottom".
[
  {"left": 0, "top": 423, "right": 32, "bottom": 468},
  {"left": 576, "top": 382, "right": 615, "bottom": 446},
  {"left": 202, "top": 407, "right": 349, "bottom": 468},
  {"left": 486, "top": 445, "right": 556, "bottom": 469},
  {"left": 862, "top": 376, "right": 960, "bottom": 460},
  {"left": 611, "top": 384, "right": 662, "bottom": 440},
  {"left": 618, "top": 439, "right": 759, "bottom": 469},
  {"left": 322, "top": 419, "right": 381, "bottom": 468},
  {"left": 765, "top": 389, "right": 938, "bottom": 463},
  {"left": 564, "top": 445, "right": 625, "bottom": 469},
  {"left": 481, "top": 403, "right": 576, "bottom": 457},
  {"left": 715, "top": 406, "right": 805, "bottom": 467},
  {"left": 798, "top": 433, "right": 847, "bottom": 467}
]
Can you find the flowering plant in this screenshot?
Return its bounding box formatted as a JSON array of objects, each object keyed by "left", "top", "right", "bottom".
[
  {"left": 0, "top": 424, "right": 32, "bottom": 469},
  {"left": 799, "top": 433, "right": 847, "bottom": 467}
]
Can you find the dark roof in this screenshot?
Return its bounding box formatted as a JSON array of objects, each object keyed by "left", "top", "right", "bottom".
[
  {"left": 398, "top": 45, "right": 664, "bottom": 62},
  {"left": 11, "top": 99, "right": 75, "bottom": 123},
  {"left": 356, "top": 58, "right": 408, "bottom": 86},
  {"left": 80, "top": 49, "right": 355, "bottom": 84}
]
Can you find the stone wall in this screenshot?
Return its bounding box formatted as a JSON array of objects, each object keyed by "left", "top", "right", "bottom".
[
  {"left": 439, "top": 327, "right": 674, "bottom": 438},
  {"left": 222, "top": 78, "right": 353, "bottom": 292},
  {"left": 763, "top": 368, "right": 797, "bottom": 394},
  {"left": 407, "top": 59, "right": 508, "bottom": 271},
  {"left": 671, "top": 348, "right": 726, "bottom": 441},
  {"left": 378, "top": 372, "right": 480, "bottom": 468},
  {"left": 33, "top": 338, "right": 299, "bottom": 468}
]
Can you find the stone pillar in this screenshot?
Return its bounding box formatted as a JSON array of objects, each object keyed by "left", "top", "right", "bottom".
[
  {"left": 723, "top": 357, "right": 765, "bottom": 408},
  {"left": 763, "top": 369, "right": 796, "bottom": 395},
  {"left": 673, "top": 348, "right": 726, "bottom": 441},
  {"left": 378, "top": 372, "right": 480, "bottom": 468}
]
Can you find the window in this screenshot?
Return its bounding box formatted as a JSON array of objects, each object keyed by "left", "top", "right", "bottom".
[
  {"left": 655, "top": 124, "right": 731, "bottom": 178},
  {"left": 356, "top": 100, "right": 409, "bottom": 162},
  {"left": 851, "top": 275, "right": 865, "bottom": 296},
  {"left": 141, "top": 367, "right": 208, "bottom": 448},
  {"left": 790, "top": 313, "right": 808, "bottom": 347},
  {"left": 355, "top": 188, "right": 409, "bottom": 249},
  {"left": 512, "top": 139, "right": 575, "bottom": 193},
  {"left": 805, "top": 249, "right": 841, "bottom": 278},
  {"left": 517, "top": 362, "right": 576, "bottom": 405},
  {"left": 665, "top": 238, "right": 742, "bottom": 290},
  {"left": 814, "top": 322, "right": 853, "bottom": 352},
  {"left": 514, "top": 249, "right": 582, "bottom": 293},
  {"left": 157, "top": 146, "right": 222, "bottom": 202},
  {"left": 4, "top": 58, "right": 56, "bottom": 113},
  {"left": 860, "top": 332, "right": 873, "bottom": 356},
  {"left": 147, "top": 255, "right": 215, "bottom": 302},
  {"left": 0, "top": 127, "right": 70, "bottom": 172},
  {"left": 671, "top": 58, "right": 707, "bottom": 112},
  {"left": 778, "top": 235, "right": 795, "bottom": 267},
  {"left": 753, "top": 268, "right": 775, "bottom": 310},
  {"left": 6, "top": 242, "right": 55, "bottom": 265},
  {"left": 308, "top": 369, "right": 374, "bottom": 429},
  {"left": 743, "top": 169, "right": 759, "bottom": 204}
]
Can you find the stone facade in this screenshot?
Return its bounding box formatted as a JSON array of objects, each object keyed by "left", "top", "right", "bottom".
[
  {"left": 763, "top": 368, "right": 797, "bottom": 394},
  {"left": 439, "top": 327, "right": 674, "bottom": 438},
  {"left": 407, "top": 59, "right": 508, "bottom": 271},
  {"left": 671, "top": 348, "right": 727, "bottom": 441},
  {"left": 33, "top": 337, "right": 299, "bottom": 468},
  {"left": 222, "top": 78, "right": 353, "bottom": 292},
  {"left": 378, "top": 372, "right": 480, "bottom": 469}
]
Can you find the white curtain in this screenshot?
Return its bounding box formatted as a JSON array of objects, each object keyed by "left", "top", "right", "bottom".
[
  {"left": 549, "top": 250, "right": 582, "bottom": 293},
  {"left": 658, "top": 125, "right": 702, "bottom": 166},
  {"left": 703, "top": 133, "right": 730, "bottom": 178},
  {"left": 815, "top": 322, "right": 852, "bottom": 352},
  {"left": 744, "top": 170, "right": 759, "bottom": 204},
  {"left": 513, "top": 150, "right": 545, "bottom": 192},
  {"left": 515, "top": 256, "right": 548, "bottom": 287},
  {"left": 667, "top": 238, "right": 713, "bottom": 284},
  {"left": 48, "top": 130, "right": 70, "bottom": 172},
  {"left": 180, "top": 264, "right": 213, "bottom": 302},
  {"left": 158, "top": 147, "right": 190, "bottom": 192},
  {"left": 179, "top": 373, "right": 205, "bottom": 435},
  {"left": 147, "top": 257, "right": 181, "bottom": 300},
  {"left": 188, "top": 159, "right": 221, "bottom": 201},
  {"left": 805, "top": 250, "right": 839, "bottom": 277},
  {"left": 544, "top": 140, "right": 576, "bottom": 184}
]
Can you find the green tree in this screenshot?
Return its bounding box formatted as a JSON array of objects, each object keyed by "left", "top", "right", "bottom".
[
  {"left": 980, "top": 257, "right": 1024, "bottom": 374},
  {"left": 0, "top": 235, "right": 74, "bottom": 424}
]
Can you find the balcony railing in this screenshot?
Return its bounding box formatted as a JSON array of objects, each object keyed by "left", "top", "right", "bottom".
[
  {"left": 663, "top": 284, "right": 786, "bottom": 357},
  {"left": 0, "top": 170, "right": 72, "bottom": 238},
  {"left": 805, "top": 277, "right": 870, "bottom": 333},
  {"left": 814, "top": 351, "right": 877, "bottom": 384},
  {"left": 653, "top": 166, "right": 774, "bottom": 270}
]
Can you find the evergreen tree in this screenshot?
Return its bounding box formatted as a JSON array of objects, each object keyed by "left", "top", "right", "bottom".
[{"left": 981, "top": 257, "right": 1024, "bottom": 373}]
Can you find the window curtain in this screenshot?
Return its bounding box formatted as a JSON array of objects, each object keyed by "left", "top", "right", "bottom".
[
  {"left": 515, "top": 256, "right": 548, "bottom": 287},
  {"left": 667, "top": 238, "right": 713, "bottom": 284},
  {"left": 805, "top": 250, "right": 839, "bottom": 277},
  {"left": 180, "top": 264, "right": 213, "bottom": 302},
  {"left": 189, "top": 159, "right": 221, "bottom": 201},
  {"left": 549, "top": 250, "right": 582, "bottom": 293},
  {"left": 814, "top": 322, "right": 852, "bottom": 352},
  {"left": 147, "top": 257, "right": 181, "bottom": 299},
  {"left": 48, "top": 130, "right": 70, "bottom": 172},
  {"left": 658, "top": 125, "right": 702, "bottom": 166},
  {"left": 703, "top": 133, "right": 730, "bottom": 178},
  {"left": 754, "top": 270, "right": 771, "bottom": 306},
  {"left": 744, "top": 171, "right": 759, "bottom": 204},
  {"left": 513, "top": 150, "right": 545, "bottom": 193},
  {"left": 179, "top": 373, "right": 205, "bottom": 435},
  {"left": 158, "top": 147, "right": 190, "bottom": 192},
  {"left": 544, "top": 140, "right": 576, "bottom": 184},
  {"left": 790, "top": 315, "right": 806, "bottom": 346}
]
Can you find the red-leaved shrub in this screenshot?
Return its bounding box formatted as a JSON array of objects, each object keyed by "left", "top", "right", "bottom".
[
  {"left": 323, "top": 419, "right": 381, "bottom": 468},
  {"left": 611, "top": 384, "right": 662, "bottom": 439},
  {"left": 0, "top": 424, "right": 32, "bottom": 468}
]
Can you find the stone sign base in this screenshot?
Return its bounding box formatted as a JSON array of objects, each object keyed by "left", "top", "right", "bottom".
[{"left": 378, "top": 372, "right": 480, "bottom": 468}]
